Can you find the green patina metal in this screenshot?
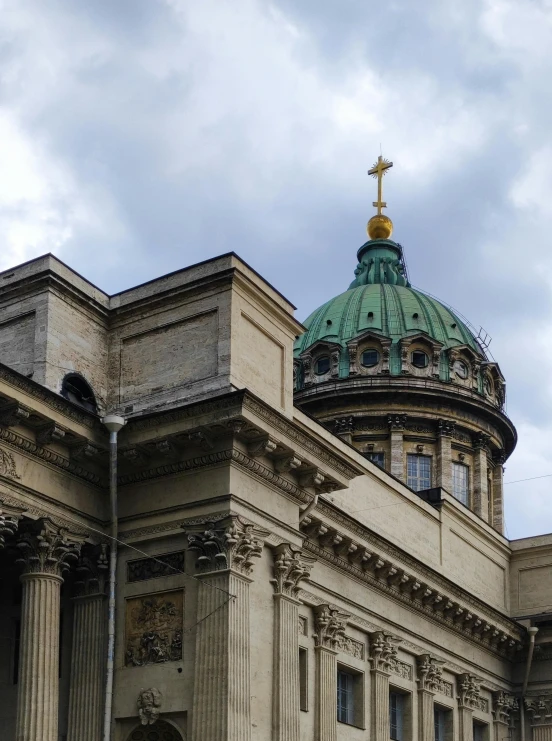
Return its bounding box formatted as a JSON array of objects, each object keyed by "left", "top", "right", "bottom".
[{"left": 294, "top": 238, "right": 483, "bottom": 381}]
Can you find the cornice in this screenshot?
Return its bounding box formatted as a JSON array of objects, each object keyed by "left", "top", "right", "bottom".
[
  {"left": 0, "top": 431, "right": 103, "bottom": 486},
  {"left": 0, "top": 362, "right": 100, "bottom": 431},
  {"left": 301, "top": 510, "right": 523, "bottom": 656},
  {"left": 0, "top": 491, "right": 91, "bottom": 538}
]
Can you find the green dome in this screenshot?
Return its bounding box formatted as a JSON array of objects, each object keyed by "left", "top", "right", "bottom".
[{"left": 294, "top": 238, "right": 484, "bottom": 381}]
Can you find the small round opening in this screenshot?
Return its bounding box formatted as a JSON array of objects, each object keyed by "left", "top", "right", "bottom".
[
  {"left": 326, "top": 319, "right": 332, "bottom": 327},
  {"left": 367, "top": 311, "right": 374, "bottom": 320},
  {"left": 361, "top": 349, "right": 380, "bottom": 368},
  {"left": 315, "top": 356, "right": 331, "bottom": 375},
  {"left": 411, "top": 350, "right": 429, "bottom": 369},
  {"left": 412, "top": 312, "right": 419, "bottom": 319},
  {"left": 451, "top": 322, "right": 457, "bottom": 329}
]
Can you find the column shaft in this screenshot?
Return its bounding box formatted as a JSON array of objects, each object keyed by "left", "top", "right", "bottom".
[
  {"left": 492, "top": 464, "right": 505, "bottom": 533},
  {"left": 273, "top": 594, "right": 301, "bottom": 741},
  {"left": 316, "top": 647, "right": 337, "bottom": 741},
  {"left": 437, "top": 435, "right": 452, "bottom": 492},
  {"left": 371, "top": 669, "right": 390, "bottom": 741},
  {"left": 459, "top": 707, "right": 473, "bottom": 741},
  {"left": 473, "top": 448, "right": 489, "bottom": 520},
  {"left": 16, "top": 573, "right": 62, "bottom": 741},
  {"left": 533, "top": 728, "right": 552, "bottom": 741},
  {"left": 66, "top": 595, "right": 107, "bottom": 741},
  {"left": 390, "top": 430, "right": 404, "bottom": 480},
  {"left": 191, "top": 572, "right": 251, "bottom": 741},
  {"left": 418, "top": 690, "right": 434, "bottom": 741}
]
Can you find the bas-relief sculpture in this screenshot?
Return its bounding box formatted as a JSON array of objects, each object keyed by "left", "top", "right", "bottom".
[{"left": 125, "top": 591, "right": 184, "bottom": 667}]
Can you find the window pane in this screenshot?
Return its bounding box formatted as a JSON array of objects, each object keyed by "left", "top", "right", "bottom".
[
  {"left": 315, "top": 356, "right": 330, "bottom": 375},
  {"left": 361, "top": 349, "right": 380, "bottom": 367},
  {"left": 367, "top": 452, "right": 385, "bottom": 468},
  {"left": 407, "top": 454, "right": 432, "bottom": 492},
  {"left": 390, "top": 692, "right": 403, "bottom": 741},
  {"left": 452, "top": 463, "right": 469, "bottom": 505},
  {"left": 435, "top": 708, "right": 445, "bottom": 741},
  {"left": 337, "top": 671, "right": 354, "bottom": 724}
]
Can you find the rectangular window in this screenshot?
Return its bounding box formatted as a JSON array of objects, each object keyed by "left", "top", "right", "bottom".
[
  {"left": 337, "top": 670, "right": 354, "bottom": 724},
  {"left": 366, "top": 452, "right": 385, "bottom": 468},
  {"left": 407, "top": 454, "right": 432, "bottom": 492},
  {"left": 434, "top": 707, "right": 446, "bottom": 741},
  {"left": 299, "top": 648, "right": 308, "bottom": 712},
  {"left": 390, "top": 692, "right": 405, "bottom": 741},
  {"left": 452, "top": 463, "right": 469, "bottom": 505},
  {"left": 473, "top": 722, "right": 488, "bottom": 741}
]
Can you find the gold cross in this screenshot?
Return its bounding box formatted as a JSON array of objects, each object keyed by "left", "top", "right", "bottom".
[{"left": 368, "top": 155, "right": 393, "bottom": 215}]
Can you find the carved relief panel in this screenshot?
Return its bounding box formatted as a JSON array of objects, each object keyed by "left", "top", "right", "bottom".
[{"left": 125, "top": 590, "right": 184, "bottom": 667}]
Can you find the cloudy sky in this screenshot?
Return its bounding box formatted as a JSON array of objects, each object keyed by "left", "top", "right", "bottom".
[{"left": 1, "top": 0, "right": 551, "bottom": 539}]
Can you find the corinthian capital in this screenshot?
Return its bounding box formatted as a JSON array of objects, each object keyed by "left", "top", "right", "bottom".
[
  {"left": 369, "top": 631, "right": 401, "bottom": 673},
  {"left": 16, "top": 518, "right": 84, "bottom": 577},
  {"left": 186, "top": 516, "right": 269, "bottom": 577},
  {"left": 0, "top": 498, "right": 26, "bottom": 548},
  {"left": 74, "top": 543, "right": 109, "bottom": 596},
  {"left": 416, "top": 654, "right": 444, "bottom": 693},
  {"left": 457, "top": 673, "right": 481, "bottom": 709},
  {"left": 314, "top": 604, "right": 349, "bottom": 650},
  {"left": 492, "top": 691, "right": 518, "bottom": 725},
  {"left": 270, "top": 543, "right": 316, "bottom": 598}
]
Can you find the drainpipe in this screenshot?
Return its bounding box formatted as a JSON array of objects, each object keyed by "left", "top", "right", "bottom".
[
  {"left": 101, "top": 415, "right": 126, "bottom": 741},
  {"left": 520, "top": 626, "right": 539, "bottom": 741}
]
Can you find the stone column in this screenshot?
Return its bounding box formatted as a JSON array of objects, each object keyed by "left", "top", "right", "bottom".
[
  {"left": 491, "top": 451, "right": 506, "bottom": 533},
  {"left": 15, "top": 518, "right": 83, "bottom": 741},
  {"left": 437, "top": 420, "right": 455, "bottom": 493},
  {"left": 313, "top": 605, "right": 349, "bottom": 741},
  {"left": 186, "top": 516, "right": 269, "bottom": 741},
  {"left": 67, "top": 545, "right": 109, "bottom": 741},
  {"left": 416, "top": 655, "right": 443, "bottom": 741},
  {"left": 493, "top": 692, "right": 518, "bottom": 741},
  {"left": 457, "top": 673, "right": 482, "bottom": 741},
  {"left": 473, "top": 434, "right": 490, "bottom": 520},
  {"left": 388, "top": 415, "right": 407, "bottom": 480},
  {"left": 270, "top": 543, "right": 316, "bottom": 741},
  {"left": 526, "top": 696, "right": 552, "bottom": 741},
  {"left": 369, "top": 632, "right": 401, "bottom": 741}
]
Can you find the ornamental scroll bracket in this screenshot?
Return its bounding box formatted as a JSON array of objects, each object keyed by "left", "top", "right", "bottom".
[
  {"left": 313, "top": 604, "right": 349, "bottom": 651},
  {"left": 185, "top": 515, "right": 269, "bottom": 577}
]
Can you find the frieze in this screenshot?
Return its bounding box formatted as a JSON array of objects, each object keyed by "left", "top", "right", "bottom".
[
  {"left": 452, "top": 430, "right": 472, "bottom": 445},
  {"left": 405, "top": 424, "right": 433, "bottom": 434},
  {"left": 309, "top": 502, "right": 523, "bottom": 646},
  {"left": 0, "top": 428, "right": 102, "bottom": 486},
  {"left": 127, "top": 551, "right": 186, "bottom": 583},
  {"left": 0, "top": 446, "right": 20, "bottom": 479},
  {"left": 340, "top": 635, "right": 365, "bottom": 660},
  {"left": 0, "top": 490, "right": 91, "bottom": 538},
  {"left": 525, "top": 696, "right": 552, "bottom": 726},
  {"left": 125, "top": 590, "right": 183, "bottom": 667},
  {"left": 390, "top": 659, "right": 413, "bottom": 681},
  {"left": 437, "top": 680, "right": 454, "bottom": 698},
  {"left": 119, "top": 511, "right": 230, "bottom": 542},
  {"left": 355, "top": 421, "right": 388, "bottom": 432}
]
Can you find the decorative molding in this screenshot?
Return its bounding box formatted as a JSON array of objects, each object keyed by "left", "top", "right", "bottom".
[
  {"left": 119, "top": 448, "right": 313, "bottom": 504},
  {"left": 369, "top": 631, "right": 401, "bottom": 673},
  {"left": 16, "top": 518, "right": 84, "bottom": 576},
  {"left": 388, "top": 414, "right": 408, "bottom": 431},
  {"left": 340, "top": 635, "right": 365, "bottom": 660},
  {"left": 0, "top": 402, "right": 31, "bottom": 427},
  {"left": 303, "top": 505, "right": 523, "bottom": 651},
  {"left": 313, "top": 604, "right": 349, "bottom": 650},
  {"left": 437, "top": 679, "right": 454, "bottom": 698},
  {"left": 127, "top": 550, "right": 185, "bottom": 583},
  {"left": 437, "top": 419, "right": 456, "bottom": 438},
  {"left": 0, "top": 428, "right": 102, "bottom": 485},
  {"left": 525, "top": 696, "right": 552, "bottom": 726},
  {"left": 493, "top": 691, "right": 519, "bottom": 724},
  {"left": 417, "top": 654, "right": 444, "bottom": 692},
  {"left": 299, "top": 615, "right": 308, "bottom": 636},
  {"left": 186, "top": 516, "right": 269, "bottom": 576},
  {"left": 270, "top": 543, "right": 316, "bottom": 598},
  {"left": 138, "top": 688, "right": 162, "bottom": 726},
  {"left": 0, "top": 497, "right": 25, "bottom": 547},
  {"left": 120, "top": 511, "right": 230, "bottom": 542},
  {"left": 390, "top": 659, "right": 413, "bottom": 681},
  {"left": 74, "top": 544, "right": 109, "bottom": 596},
  {"left": 457, "top": 673, "right": 482, "bottom": 710},
  {"left": 0, "top": 446, "right": 20, "bottom": 479},
  {"left": 0, "top": 491, "right": 91, "bottom": 538}
]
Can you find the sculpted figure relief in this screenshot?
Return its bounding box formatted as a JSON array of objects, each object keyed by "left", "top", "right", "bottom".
[{"left": 137, "top": 687, "right": 162, "bottom": 725}]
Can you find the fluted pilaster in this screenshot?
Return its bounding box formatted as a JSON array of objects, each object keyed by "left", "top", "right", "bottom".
[
  {"left": 369, "top": 632, "right": 400, "bottom": 741},
  {"left": 67, "top": 546, "right": 109, "bottom": 741},
  {"left": 270, "top": 543, "right": 316, "bottom": 741},
  {"left": 417, "top": 655, "right": 442, "bottom": 741},
  {"left": 437, "top": 422, "right": 454, "bottom": 492},
  {"left": 388, "top": 416, "right": 406, "bottom": 479},
  {"left": 186, "top": 516, "right": 268, "bottom": 741},
  {"left": 457, "top": 674, "right": 481, "bottom": 741},
  {"left": 15, "top": 518, "right": 83, "bottom": 741},
  {"left": 314, "top": 604, "right": 348, "bottom": 741}
]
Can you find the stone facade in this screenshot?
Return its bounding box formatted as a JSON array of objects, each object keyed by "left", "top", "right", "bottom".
[{"left": 0, "top": 252, "right": 549, "bottom": 741}]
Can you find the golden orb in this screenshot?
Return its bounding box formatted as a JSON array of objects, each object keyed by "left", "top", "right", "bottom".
[{"left": 367, "top": 214, "right": 393, "bottom": 240}]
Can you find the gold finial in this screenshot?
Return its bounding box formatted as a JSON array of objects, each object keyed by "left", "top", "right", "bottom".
[{"left": 367, "top": 155, "right": 394, "bottom": 240}]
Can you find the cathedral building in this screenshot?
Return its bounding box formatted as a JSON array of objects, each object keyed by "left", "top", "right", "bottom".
[{"left": 0, "top": 160, "right": 550, "bottom": 741}]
